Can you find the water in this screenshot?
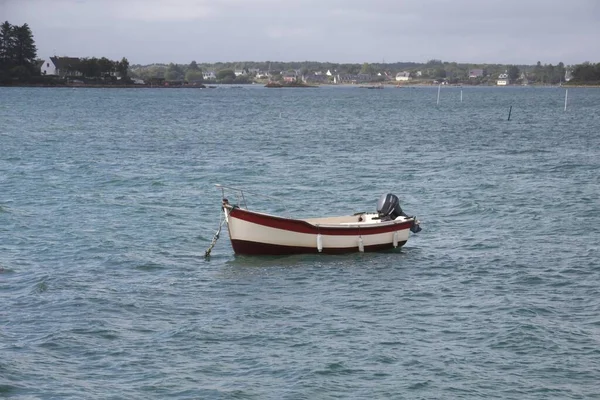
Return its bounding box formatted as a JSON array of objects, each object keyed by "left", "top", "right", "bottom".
[{"left": 1, "top": 85, "right": 599, "bottom": 399}]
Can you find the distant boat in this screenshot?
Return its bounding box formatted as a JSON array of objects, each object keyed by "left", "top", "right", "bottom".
[
  {"left": 360, "top": 84, "right": 384, "bottom": 89},
  {"left": 265, "top": 81, "right": 317, "bottom": 88}
]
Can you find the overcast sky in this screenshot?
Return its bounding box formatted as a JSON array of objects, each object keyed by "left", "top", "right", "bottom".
[{"left": 2, "top": 0, "right": 599, "bottom": 65}]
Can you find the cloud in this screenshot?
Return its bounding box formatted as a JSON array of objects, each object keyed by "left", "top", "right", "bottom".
[
  {"left": 3, "top": 0, "right": 599, "bottom": 64},
  {"left": 113, "top": 0, "right": 215, "bottom": 22},
  {"left": 265, "top": 27, "right": 315, "bottom": 40}
]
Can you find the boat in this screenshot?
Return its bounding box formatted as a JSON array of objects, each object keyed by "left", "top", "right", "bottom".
[
  {"left": 209, "top": 185, "right": 421, "bottom": 256},
  {"left": 265, "top": 81, "right": 283, "bottom": 88},
  {"left": 265, "top": 81, "right": 317, "bottom": 88}
]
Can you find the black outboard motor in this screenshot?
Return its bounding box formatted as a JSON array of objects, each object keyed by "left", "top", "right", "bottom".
[
  {"left": 377, "top": 193, "right": 422, "bottom": 233},
  {"left": 377, "top": 193, "right": 407, "bottom": 221}
]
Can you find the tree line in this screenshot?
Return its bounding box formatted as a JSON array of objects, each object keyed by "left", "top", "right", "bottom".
[
  {"left": 1, "top": 20, "right": 130, "bottom": 84},
  {"left": 0, "top": 21, "right": 37, "bottom": 82},
  {"left": 1, "top": 19, "right": 599, "bottom": 86},
  {"left": 75, "top": 57, "right": 130, "bottom": 79},
  {"left": 569, "top": 62, "right": 600, "bottom": 84},
  {"left": 130, "top": 59, "right": 599, "bottom": 85}
]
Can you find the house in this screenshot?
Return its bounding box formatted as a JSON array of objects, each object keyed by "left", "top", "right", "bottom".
[
  {"left": 469, "top": 69, "right": 484, "bottom": 78},
  {"left": 497, "top": 73, "right": 509, "bottom": 86},
  {"left": 202, "top": 71, "right": 217, "bottom": 80},
  {"left": 255, "top": 71, "right": 270, "bottom": 79},
  {"left": 234, "top": 69, "right": 246, "bottom": 76},
  {"left": 303, "top": 74, "right": 329, "bottom": 84},
  {"left": 282, "top": 71, "right": 297, "bottom": 83},
  {"left": 395, "top": 71, "right": 411, "bottom": 81},
  {"left": 334, "top": 74, "right": 375, "bottom": 84},
  {"left": 564, "top": 69, "right": 573, "bottom": 82},
  {"left": 40, "top": 56, "right": 83, "bottom": 77}
]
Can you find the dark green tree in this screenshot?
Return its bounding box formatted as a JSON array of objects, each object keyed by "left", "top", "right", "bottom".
[
  {"left": 185, "top": 60, "right": 203, "bottom": 82},
  {"left": 360, "top": 62, "right": 374, "bottom": 74},
  {"left": 216, "top": 69, "right": 235, "bottom": 80},
  {"left": 117, "top": 57, "right": 129, "bottom": 77},
  {"left": 434, "top": 67, "right": 447, "bottom": 79},
  {"left": 507, "top": 65, "right": 520, "bottom": 81},
  {"left": 79, "top": 57, "right": 101, "bottom": 78},
  {"left": 346, "top": 64, "right": 360, "bottom": 74},
  {"left": 571, "top": 62, "right": 599, "bottom": 82},
  {"left": 185, "top": 69, "right": 203, "bottom": 82},
  {"left": 98, "top": 57, "right": 114, "bottom": 76},
  {"left": 533, "top": 61, "right": 544, "bottom": 83},
  {"left": 0, "top": 21, "right": 15, "bottom": 69},
  {"left": 556, "top": 61, "right": 566, "bottom": 82},
  {"left": 164, "top": 62, "right": 183, "bottom": 80},
  {"left": 12, "top": 23, "right": 37, "bottom": 70}
]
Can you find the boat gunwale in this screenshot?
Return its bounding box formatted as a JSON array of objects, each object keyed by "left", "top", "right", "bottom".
[{"left": 227, "top": 205, "right": 414, "bottom": 235}]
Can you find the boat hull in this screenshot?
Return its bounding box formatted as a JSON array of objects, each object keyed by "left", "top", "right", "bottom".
[
  {"left": 230, "top": 238, "right": 407, "bottom": 255},
  {"left": 225, "top": 207, "right": 413, "bottom": 255}
]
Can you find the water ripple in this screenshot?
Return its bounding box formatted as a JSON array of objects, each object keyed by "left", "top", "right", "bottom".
[{"left": 1, "top": 86, "right": 599, "bottom": 399}]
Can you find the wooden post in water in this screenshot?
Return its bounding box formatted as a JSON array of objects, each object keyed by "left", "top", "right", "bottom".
[
  {"left": 564, "top": 89, "right": 568, "bottom": 111},
  {"left": 437, "top": 84, "right": 441, "bottom": 105},
  {"left": 507, "top": 106, "right": 512, "bottom": 121}
]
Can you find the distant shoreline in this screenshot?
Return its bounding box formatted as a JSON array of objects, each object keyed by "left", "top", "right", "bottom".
[
  {"left": 2, "top": 82, "right": 599, "bottom": 89},
  {"left": 0, "top": 83, "right": 208, "bottom": 89}
]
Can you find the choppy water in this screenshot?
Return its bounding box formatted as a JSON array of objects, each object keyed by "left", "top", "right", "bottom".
[{"left": 1, "top": 85, "right": 599, "bottom": 399}]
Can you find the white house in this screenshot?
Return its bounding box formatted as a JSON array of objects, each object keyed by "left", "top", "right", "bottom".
[
  {"left": 234, "top": 69, "right": 246, "bottom": 76},
  {"left": 40, "top": 58, "right": 57, "bottom": 75},
  {"left": 497, "top": 73, "right": 509, "bottom": 86},
  {"left": 255, "top": 71, "right": 270, "bottom": 79},
  {"left": 395, "top": 71, "right": 411, "bottom": 81},
  {"left": 202, "top": 71, "right": 217, "bottom": 80},
  {"left": 40, "top": 56, "right": 83, "bottom": 77}
]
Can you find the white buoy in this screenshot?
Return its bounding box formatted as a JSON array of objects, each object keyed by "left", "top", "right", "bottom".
[
  {"left": 564, "top": 89, "right": 568, "bottom": 111},
  {"left": 393, "top": 231, "right": 398, "bottom": 248},
  {"left": 317, "top": 233, "right": 323, "bottom": 252},
  {"left": 358, "top": 236, "right": 364, "bottom": 253},
  {"left": 437, "top": 84, "right": 441, "bottom": 105},
  {"left": 460, "top": 89, "right": 463, "bottom": 103}
]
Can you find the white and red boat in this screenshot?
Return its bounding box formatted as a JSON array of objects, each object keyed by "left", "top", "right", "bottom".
[{"left": 212, "top": 185, "right": 421, "bottom": 256}]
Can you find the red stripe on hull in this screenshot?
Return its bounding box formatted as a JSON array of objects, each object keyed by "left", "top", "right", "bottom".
[
  {"left": 231, "top": 239, "right": 407, "bottom": 255},
  {"left": 229, "top": 208, "right": 412, "bottom": 236}
]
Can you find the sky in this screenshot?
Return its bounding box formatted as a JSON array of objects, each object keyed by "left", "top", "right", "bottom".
[{"left": 2, "top": 0, "right": 599, "bottom": 66}]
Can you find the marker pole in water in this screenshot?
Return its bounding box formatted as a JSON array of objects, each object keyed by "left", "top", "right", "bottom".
[
  {"left": 460, "top": 89, "right": 463, "bottom": 103},
  {"left": 437, "top": 84, "right": 441, "bottom": 105},
  {"left": 564, "top": 89, "right": 568, "bottom": 111},
  {"left": 508, "top": 106, "right": 512, "bottom": 121}
]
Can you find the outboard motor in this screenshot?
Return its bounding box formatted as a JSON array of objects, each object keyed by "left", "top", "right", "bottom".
[
  {"left": 377, "top": 193, "right": 422, "bottom": 233},
  {"left": 377, "top": 193, "right": 407, "bottom": 221}
]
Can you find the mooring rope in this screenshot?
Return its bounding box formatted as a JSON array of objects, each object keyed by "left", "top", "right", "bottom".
[{"left": 204, "top": 214, "right": 226, "bottom": 259}]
